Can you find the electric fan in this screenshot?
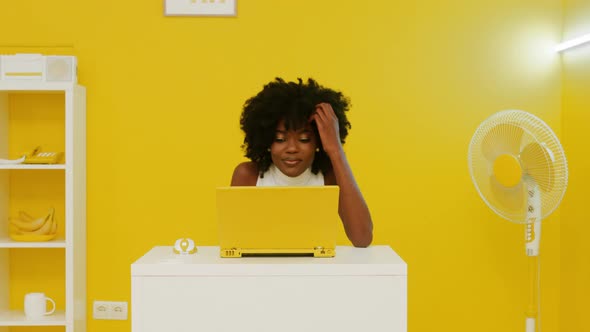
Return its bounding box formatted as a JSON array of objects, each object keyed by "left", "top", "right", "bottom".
[{"left": 468, "top": 110, "right": 568, "bottom": 332}]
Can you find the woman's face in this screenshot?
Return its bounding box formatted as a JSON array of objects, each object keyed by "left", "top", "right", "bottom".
[{"left": 270, "top": 120, "right": 318, "bottom": 177}]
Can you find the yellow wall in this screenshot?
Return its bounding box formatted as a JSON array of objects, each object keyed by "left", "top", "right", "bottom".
[
  {"left": 561, "top": 1, "right": 590, "bottom": 331},
  {"left": 0, "top": 1, "right": 565, "bottom": 331}
]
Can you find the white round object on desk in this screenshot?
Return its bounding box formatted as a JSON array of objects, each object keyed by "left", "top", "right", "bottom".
[{"left": 173, "top": 238, "right": 197, "bottom": 255}]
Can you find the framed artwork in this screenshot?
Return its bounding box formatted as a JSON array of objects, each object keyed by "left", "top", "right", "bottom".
[{"left": 164, "top": 0, "right": 237, "bottom": 17}]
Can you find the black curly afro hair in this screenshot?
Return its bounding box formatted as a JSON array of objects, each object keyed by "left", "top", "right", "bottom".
[{"left": 240, "top": 77, "right": 351, "bottom": 177}]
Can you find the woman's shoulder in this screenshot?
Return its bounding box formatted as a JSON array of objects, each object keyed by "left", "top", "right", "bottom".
[{"left": 231, "top": 161, "right": 259, "bottom": 186}]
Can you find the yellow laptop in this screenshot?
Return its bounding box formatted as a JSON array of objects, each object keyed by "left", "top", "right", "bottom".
[{"left": 216, "top": 186, "right": 339, "bottom": 258}]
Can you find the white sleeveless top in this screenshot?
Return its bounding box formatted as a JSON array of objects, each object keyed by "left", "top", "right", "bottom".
[{"left": 257, "top": 164, "right": 324, "bottom": 186}]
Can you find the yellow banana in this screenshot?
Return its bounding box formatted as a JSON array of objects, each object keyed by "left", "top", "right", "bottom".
[
  {"left": 29, "top": 215, "right": 54, "bottom": 235},
  {"left": 10, "top": 215, "right": 47, "bottom": 231},
  {"left": 19, "top": 211, "right": 35, "bottom": 223},
  {"left": 49, "top": 217, "right": 58, "bottom": 234},
  {"left": 10, "top": 208, "right": 55, "bottom": 234},
  {"left": 9, "top": 223, "right": 20, "bottom": 233}
]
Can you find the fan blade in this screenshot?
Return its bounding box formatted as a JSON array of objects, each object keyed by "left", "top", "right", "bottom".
[
  {"left": 520, "top": 142, "right": 555, "bottom": 192},
  {"left": 490, "top": 175, "right": 525, "bottom": 214},
  {"left": 481, "top": 123, "right": 524, "bottom": 161}
]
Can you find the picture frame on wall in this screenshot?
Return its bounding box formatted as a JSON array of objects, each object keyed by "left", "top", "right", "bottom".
[{"left": 164, "top": 0, "right": 237, "bottom": 17}]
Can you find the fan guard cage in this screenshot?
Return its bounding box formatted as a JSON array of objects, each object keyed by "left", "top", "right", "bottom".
[{"left": 468, "top": 110, "right": 568, "bottom": 223}]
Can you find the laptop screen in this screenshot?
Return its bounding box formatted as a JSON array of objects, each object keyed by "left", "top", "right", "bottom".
[{"left": 216, "top": 186, "right": 339, "bottom": 256}]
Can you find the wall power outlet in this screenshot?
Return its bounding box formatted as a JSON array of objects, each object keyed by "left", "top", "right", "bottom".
[{"left": 93, "top": 300, "right": 128, "bottom": 320}]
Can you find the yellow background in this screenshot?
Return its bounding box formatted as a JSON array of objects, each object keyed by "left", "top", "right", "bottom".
[
  {"left": 0, "top": 0, "right": 587, "bottom": 331},
  {"left": 561, "top": 1, "right": 590, "bottom": 332}
]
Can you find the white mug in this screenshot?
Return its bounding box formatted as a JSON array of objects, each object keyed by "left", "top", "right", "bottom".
[{"left": 24, "top": 292, "right": 55, "bottom": 319}]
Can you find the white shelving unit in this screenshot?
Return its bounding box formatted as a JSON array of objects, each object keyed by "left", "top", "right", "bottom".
[
  {"left": 0, "top": 165, "right": 66, "bottom": 170},
  {"left": 0, "top": 81, "right": 86, "bottom": 332}
]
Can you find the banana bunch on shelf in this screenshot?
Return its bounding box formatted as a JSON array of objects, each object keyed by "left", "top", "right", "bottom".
[{"left": 9, "top": 208, "right": 58, "bottom": 241}]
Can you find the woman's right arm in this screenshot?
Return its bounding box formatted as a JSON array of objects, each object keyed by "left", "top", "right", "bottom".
[{"left": 231, "top": 162, "right": 259, "bottom": 186}]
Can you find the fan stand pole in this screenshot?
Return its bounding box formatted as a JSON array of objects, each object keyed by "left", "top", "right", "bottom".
[
  {"left": 525, "top": 184, "right": 541, "bottom": 332},
  {"left": 525, "top": 252, "right": 539, "bottom": 332}
]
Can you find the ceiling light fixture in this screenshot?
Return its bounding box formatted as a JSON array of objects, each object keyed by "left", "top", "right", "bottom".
[{"left": 556, "top": 32, "right": 590, "bottom": 52}]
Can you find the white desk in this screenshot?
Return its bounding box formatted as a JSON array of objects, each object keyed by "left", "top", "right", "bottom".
[{"left": 131, "top": 246, "right": 407, "bottom": 332}]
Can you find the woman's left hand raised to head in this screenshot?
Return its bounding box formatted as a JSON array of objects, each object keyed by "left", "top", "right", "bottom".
[{"left": 312, "top": 103, "right": 344, "bottom": 157}]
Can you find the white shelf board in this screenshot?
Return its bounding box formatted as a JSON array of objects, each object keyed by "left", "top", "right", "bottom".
[
  {"left": 0, "top": 310, "right": 66, "bottom": 326},
  {"left": 0, "top": 81, "right": 74, "bottom": 92},
  {"left": 0, "top": 164, "right": 65, "bottom": 170},
  {"left": 0, "top": 237, "right": 66, "bottom": 248}
]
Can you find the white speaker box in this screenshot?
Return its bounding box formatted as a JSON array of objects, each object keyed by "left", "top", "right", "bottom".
[{"left": 0, "top": 54, "right": 77, "bottom": 83}]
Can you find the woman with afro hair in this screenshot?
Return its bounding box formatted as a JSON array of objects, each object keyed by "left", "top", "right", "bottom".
[{"left": 231, "top": 78, "right": 373, "bottom": 247}]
